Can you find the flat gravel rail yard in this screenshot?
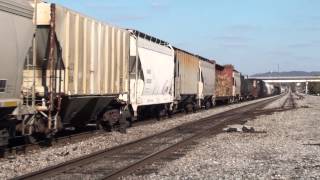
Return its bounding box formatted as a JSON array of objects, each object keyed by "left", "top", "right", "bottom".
[
  {"left": 125, "top": 93, "right": 320, "bottom": 179},
  {"left": 13, "top": 95, "right": 284, "bottom": 180},
  {"left": 0, "top": 96, "right": 278, "bottom": 179}
]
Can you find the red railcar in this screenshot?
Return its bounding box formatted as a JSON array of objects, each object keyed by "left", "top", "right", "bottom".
[{"left": 215, "top": 64, "right": 234, "bottom": 102}]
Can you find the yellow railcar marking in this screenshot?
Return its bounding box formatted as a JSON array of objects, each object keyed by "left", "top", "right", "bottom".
[{"left": 2, "top": 101, "right": 18, "bottom": 107}]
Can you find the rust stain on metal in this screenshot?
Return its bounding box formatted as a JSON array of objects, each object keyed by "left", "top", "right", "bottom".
[
  {"left": 48, "top": 3, "right": 56, "bottom": 129},
  {"left": 216, "top": 64, "right": 234, "bottom": 98},
  {"left": 175, "top": 49, "right": 200, "bottom": 95}
]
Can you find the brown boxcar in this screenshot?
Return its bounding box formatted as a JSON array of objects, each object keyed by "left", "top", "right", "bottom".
[
  {"left": 215, "top": 64, "right": 234, "bottom": 102},
  {"left": 247, "top": 79, "right": 264, "bottom": 99},
  {"left": 174, "top": 48, "right": 216, "bottom": 111},
  {"left": 233, "top": 70, "right": 241, "bottom": 100},
  {"left": 174, "top": 48, "right": 200, "bottom": 111},
  {"left": 240, "top": 75, "right": 249, "bottom": 100},
  {"left": 240, "top": 77, "right": 262, "bottom": 100}
]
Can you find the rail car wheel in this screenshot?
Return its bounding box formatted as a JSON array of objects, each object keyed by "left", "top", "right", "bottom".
[
  {"left": 15, "top": 115, "right": 47, "bottom": 144},
  {"left": 205, "top": 101, "right": 211, "bottom": 109},
  {"left": 31, "top": 115, "right": 49, "bottom": 134},
  {"left": 0, "top": 129, "right": 9, "bottom": 148},
  {"left": 120, "top": 106, "right": 132, "bottom": 127},
  {"left": 0, "top": 129, "right": 9, "bottom": 157},
  {"left": 25, "top": 134, "right": 37, "bottom": 144},
  {"left": 24, "top": 132, "right": 47, "bottom": 144},
  {"left": 166, "top": 104, "right": 174, "bottom": 118},
  {"left": 156, "top": 105, "right": 170, "bottom": 120},
  {"left": 211, "top": 100, "right": 216, "bottom": 107},
  {"left": 97, "top": 120, "right": 112, "bottom": 131},
  {"left": 98, "top": 109, "right": 120, "bottom": 132},
  {"left": 185, "top": 104, "right": 193, "bottom": 114},
  {"left": 126, "top": 117, "right": 133, "bottom": 128},
  {"left": 54, "top": 115, "right": 63, "bottom": 132},
  {"left": 167, "top": 109, "right": 173, "bottom": 118},
  {"left": 25, "top": 117, "right": 49, "bottom": 144}
]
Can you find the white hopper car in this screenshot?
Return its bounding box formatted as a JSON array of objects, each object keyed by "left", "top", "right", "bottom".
[{"left": 0, "top": 0, "right": 34, "bottom": 146}]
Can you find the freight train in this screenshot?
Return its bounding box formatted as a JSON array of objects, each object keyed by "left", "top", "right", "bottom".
[
  {"left": 0, "top": 1, "right": 280, "bottom": 147},
  {"left": 241, "top": 78, "right": 279, "bottom": 100}
]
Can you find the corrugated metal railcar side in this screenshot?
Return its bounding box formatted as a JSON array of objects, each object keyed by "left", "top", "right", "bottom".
[
  {"left": 233, "top": 70, "right": 241, "bottom": 98},
  {"left": 249, "top": 79, "right": 263, "bottom": 98},
  {"left": 34, "top": 3, "right": 130, "bottom": 97},
  {"left": 129, "top": 30, "right": 174, "bottom": 116},
  {"left": 199, "top": 59, "right": 216, "bottom": 108},
  {"left": 25, "top": 2, "right": 131, "bottom": 126},
  {"left": 215, "top": 64, "right": 234, "bottom": 101},
  {"left": 174, "top": 49, "right": 199, "bottom": 98},
  {"left": 199, "top": 60, "right": 215, "bottom": 97},
  {"left": 240, "top": 75, "right": 247, "bottom": 98},
  {"left": 56, "top": 5, "right": 130, "bottom": 96}
]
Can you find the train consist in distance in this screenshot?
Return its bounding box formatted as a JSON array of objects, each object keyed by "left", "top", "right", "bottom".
[{"left": 0, "top": 1, "right": 280, "bottom": 147}]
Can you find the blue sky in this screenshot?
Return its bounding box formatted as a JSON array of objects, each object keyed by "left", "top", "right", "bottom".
[{"left": 49, "top": 0, "right": 320, "bottom": 75}]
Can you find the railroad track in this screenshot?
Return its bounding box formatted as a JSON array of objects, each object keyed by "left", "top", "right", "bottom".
[
  {"left": 2, "top": 97, "right": 263, "bottom": 158},
  {"left": 295, "top": 92, "right": 305, "bottom": 100},
  {"left": 280, "top": 91, "right": 297, "bottom": 109},
  {"left": 4, "top": 129, "right": 106, "bottom": 158},
  {"left": 13, "top": 94, "right": 286, "bottom": 180}
]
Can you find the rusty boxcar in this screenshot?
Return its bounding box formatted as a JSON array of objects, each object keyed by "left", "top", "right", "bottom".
[
  {"left": 198, "top": 56, "right": 216, "bottom": 108},
  {"left": 241, "top": 78, "right": 259, "bottom": 100},
  {"left": 174, "top": 48, "right": 199, "bottom": 112},
  {"left": 246, "top": 79, "right": 264, "bottom": 99},
  {"left": 233, "top": 70, "right": 241, "bottom": 101},
  {"left": 240, "top": 75, "right": 249, "bottom": 100},
  {"left": 215, "top": 64, "right": 234, "bottom": 102},
  {"left": 173, "top": 48, "right": 215, "bottom": 112}
]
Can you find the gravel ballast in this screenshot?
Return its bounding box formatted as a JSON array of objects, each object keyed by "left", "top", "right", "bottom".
[
  {"left": 0, "top": 97, "right": 275, "bottom": 179},
  {"left": 125, "top": 94, "right": 320, "bottom": 179}
]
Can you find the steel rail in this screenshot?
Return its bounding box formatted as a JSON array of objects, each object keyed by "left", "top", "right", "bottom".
[
  {"left": 12, "top": 94, "right": 285, "bottom": 180},
  {"left": 4, "top": 95, "right": 277, "bottom": 156},
  {"left": 104, "top": 95, "right": 288, "bottom": 179}
]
